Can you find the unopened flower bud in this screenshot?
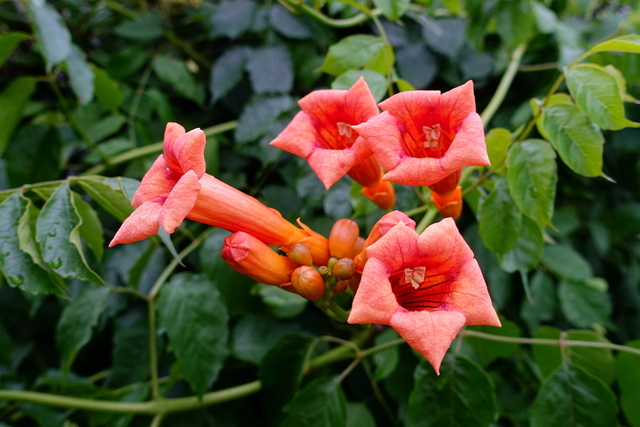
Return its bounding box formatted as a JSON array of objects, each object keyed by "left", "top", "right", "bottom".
[
  {"left": 291, "top": 266, "right": 325, "bottom": 301},
  {"left": 430, "top": 186, "right": 463, "bottom": 220},
  {"left": 345, "top": 237, "right": 365, "bottom": 260},
  {"left": 221, "top": 232, "right": 296, "bottom": 286},
  {"left": 361, "top": 179, "right": 396, "bottom": 210},
  {"left": 295, "top": 219, "right": 330, "bottom": 266},
  {"left": 333, "top": 258, "right": 356, "bottom": 280},
  {"left": 288, "top": 243, "right": 313, "bottom": 266},
  {"left": 329, "top": 219, "right": 360, "bottom": 259},
  {"left": 334, "top": 280, "right": 348, "bottom": 295}
]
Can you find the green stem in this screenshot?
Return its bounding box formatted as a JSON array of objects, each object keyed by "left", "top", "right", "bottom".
[
  {"left": 480, "top": 43, "right": 527, "bottom": 127},
  {"left": 148, "top": 298, "right": 161, "bottom": 400},
  {"left": 0, "top": 381, "right": 261, "bottom": 415},
  {"left": 415, "top": 207, "right": 437, "bottom": 234},
  {"left": 403, "top": 204, "right": 430, "bottom": 218},
  {"left": 82, "top": 121, "right": 238, "bottom": 176},
  {"left": 277, "top": 0, "right": 375, "bottom": 27}
]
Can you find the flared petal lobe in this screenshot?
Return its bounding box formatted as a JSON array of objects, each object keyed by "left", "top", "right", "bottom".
[
  {"left": 270, "top": 77, "right": 382, "bottom": 189},
  {"left": 354, "top": 81, "right": 490, "bottom": 187},
  {"left": 348, "top": 218, "right": 500, "bottom": 373}
]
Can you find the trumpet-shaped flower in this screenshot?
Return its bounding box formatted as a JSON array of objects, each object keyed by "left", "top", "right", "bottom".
[
  {"left": 348, "top": 218, "right": 500, "bottom": 373},
  {"left": 353, "top": 81, "right": 490, "bottom": 187},
  {"left": 110, "top": 123, "right": 329, "bottom": 264}
]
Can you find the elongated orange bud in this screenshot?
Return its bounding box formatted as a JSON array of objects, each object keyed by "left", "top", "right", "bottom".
[
  {"left": 329, "top": 219, "right": 360, "bottom": 259},
  {"left": 430, "top": 186, "right": 463, "bottom": 220},
  {"left": 221, "top": 232, "right": 296, "bottom": 286},
  {"left": 295, "top": 219, "right": 330, "bottom": 266},
  {"left": 362, "top": 179, "right": 395, "bottom": 210},
  {"left": 291, "top": 266, "right": 325, "bottom": 301}
]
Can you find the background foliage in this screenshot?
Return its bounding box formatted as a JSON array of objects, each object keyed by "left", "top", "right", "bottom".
[{"left": 1, "top": 0, "right": 640, "bottom": 426}]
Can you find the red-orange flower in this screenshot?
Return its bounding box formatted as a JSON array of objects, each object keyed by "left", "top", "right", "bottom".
[
  {"left": 348, "top": 218, "right": 500, "bottom": 373},
  {"left": 353, "top": 81, "right": 489, "bottom": 187},
  {"left": 110, "top": 123, "right": 329, "bottom": 264}
]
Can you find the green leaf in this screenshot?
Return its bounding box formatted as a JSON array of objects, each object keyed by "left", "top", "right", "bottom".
[
  {"left": 565, "top": 63, "right": 638, "bottom": 130},
  {"left": 373, "top": 328, "right": 400, "bottom": 380},
  {"left": 331, "top": 70, "right": 387, "bottom": 102},
  {"left": 541, "top": 103, "right": 604, "bottom": 177},
  {"left": 558, "top": 280, "right": 612, "bottom": 329},
  {"left": 347, "top": 403, "right": 376, "bottom": 427},
  {"left": 210, "top": 0, "right": 258, "bottom": 39},
  {"left": 235, "top": 95, "right": 295, "bottom": 143},
  {"left": 496, "top": 0, "right": 534, "bottom": 49},
  {"left": 520, "top": 271, "right": 557, "bottom": 332},
  {"left": 529, "top": 364, "right": 617, "bottom": 427},
  {"left": 617, "top": 340, "right": 640, "bottom": 427},
  {"left": 28, "top": 0, "right": 71, "bottom": 71},
  {"left": 153, "top": 54, "right": 204, "bottom": 105},
  {"left": 4, "top": 124, "right": 62, "bottom": 188},
  {"left": 507, "top": 139, "right": 557, "bottom": 227},
  {"left": 157, "top": 273, "right": 229, "bottom": 395},
  {"left": 0, "top": 192, "right": 66, "bottom": 296},
  {"left": 114, "top": 11, "right": 163, "bottom": 41},
  {"left": 91, "top": 65, "right": 122, "bottom": 111},
  {"left": 246, "top": 45, "right": 293, "bottom": 94},
  {"left": 466, "top": 319, "right": 522, "bottom": 366},
  {"left": 0, "top": 77, "right": 37, "bottom": 156},
  {"left": 497, "top": 216, "right": 544, "bottom": 273},
  {"left": 56, "top": 286, "right": 110, "bottom": 372},
  {"left": 0, "top": 32, "right": 28, "bottom": 68},
  {"left": 231, "top": 313, "right": 296, "bottom": 364},
  {"left": 35, "top": 183, "right": 105, "bottom": 285},
  {"left": 485, "top": 128, "right": 512, "bottom": 175},
  {"left": 406, "top": 355, "right": 498, "bottom": 427},
  {"left": 210, "top": 46, "right": 250, "bottom": 102},
  {"left": 542, "top": 244, "right": 592, "bottom": 281},
  {"left": 318, "top": 35, "right": 386, "bottom": 76},
  {"left": 74, "top": 176, "right": 136, "bottom": 222},
  {"left": 259, "top": 333, "right": 313, "bottom": 421},
  {"left": 478, "top": 177, "right": 522, "bottom": 254},
  {"left": 71, "top": 191, "right": 104, "bottom": 261},
  {"left": 65, "top": 45, "right": 94, "bottom": 105},
  {"left": 106, "top": 308, "right": 150, "bottom": 388},
  {"left": 588, "top": 34, "right": 640, "bottom": 55},
  {"left": 255, "top": 285, "right": 307, "bottom": 318},
  {"left": 373, "top": 0, "right": 410, "bottom": 20},
  {"left": 282, "top": 376, "right": 348, "bottom": 427},
  {"left": 532, "top": 327, "right": 615, "bottom": 385},
  {"left": 422, "top": 18, "right": 466, "bottom": 59}
]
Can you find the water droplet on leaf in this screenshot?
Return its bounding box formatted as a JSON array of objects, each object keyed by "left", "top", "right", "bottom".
[
  {"left": 51, "top": 258, "right": 62, "bottom": 268},
  {"left": 9, "top": 275, "right": 24, "bottom": 285}
]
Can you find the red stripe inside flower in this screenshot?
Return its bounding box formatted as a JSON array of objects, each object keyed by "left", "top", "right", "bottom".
[{"left": 389, "top": 267, "right": 458, "bottom": 311}]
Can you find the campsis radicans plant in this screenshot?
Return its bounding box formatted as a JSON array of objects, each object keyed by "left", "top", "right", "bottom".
[{"left": 111, "top": 76, "right": 500, "bottom": 373}]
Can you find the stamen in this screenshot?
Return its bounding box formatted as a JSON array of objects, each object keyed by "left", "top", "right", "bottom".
[
  {"left": 423, "top": 124, "right": 441, "bottom": 148},
  {"left": 402, "top": 266, "right": 426, "bottom": 289},
  {"left": 337, "top": 122, "right": 353, "bottom": 138}
]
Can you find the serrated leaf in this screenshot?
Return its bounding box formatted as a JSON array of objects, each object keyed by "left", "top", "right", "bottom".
[
  {"left": 496, "top": 0, "right": 534, "bottom": 49},
  {"left": 74, "top": 176, "right": 135, "bottom": 222},
  {"left": 373, "top": 0, "right": 410, "bottom": 20},
  {"left": 541, "top": 103, "right": 604, "bottom": 177},
  {"left": 617, "top": 340, "right": 640, "bottom": 427},
  {"left": 92, "top": 65, "right": 122, "bottom": 111},
  {"left": 65, "top": 45, "right": 94, "bottom": 105},
  {"left": 35, "top": 183, "right": 105, "bottom": 285},
  {"left": 235, "top": 95, "right": 295, "bottom": 143},
  {"left": 485, "top": 128, "right": 512, "bottom": 175},
  {"left": 210, "top": 46, "right": 251, "bottom": 102},
  {"left": 28, "top": 0, "right": 71, "bottom": 71},
  {"left": 259, "top": 333, "right": 313, "bottom": 422},
  {"left": 530, "top": 364, "right": 617, "bottom": 427},
  {"left": 542, "top": 244, "right": 592, "bottom": 281},
  {"left": 406, "top": 355, "right": 498, "bottom": 427},
  {"left": 588, "top": 34, "right": 640, "bottom": 55},
  {"left": 269, "top": 3, "right": 313, "bottom": 39},
  {"left": 0, "top": 192, "right": 66, "bottom": 296},
  {"left": 466, "top": 320, "right": 522, "bottom": 366},
  {"left": 565, "top": 63, "right": 638, "bottom": 130},
  {"left": 106, "top": 308, "right": 150, "bottom": 388},
  {"left": 422, "top": 18, "right": 466, "bottom": 59},
  {"left": 497, "top": 216, "right": 544, "bottom": 273},
  {"left": 114, "top": 11, "right": 163, "bottom": 41},
  {"left": 210, "top": 0, "right": 258, "bottom": 39},
  {"left": 396, "top": 44, "right": 437, "bottom": 89},
  {"left": 255, "top": 285, "right": 307, "bottom": 318},
  {"left": 318, "top": 35, "right": 386, "bottom": 76},
  {"left": 558, "top": 280, "right": 612, "bottom": 329},
  {"left": 520, "top": 271, "right": 556, "bottom": 332},
  {"left": 246, "top": 45, "right": 294, "bottom": 94},
  {"left": 0, "top": 32, "right": 28, "bottom": 68},
  {"left": 232, "top": 313, "right": 295, "bottom": 364},
  {"left": 153, "top": 54, "right": 204, "bottom": 105},
  {"left": 56, "top": 286, "right": 110, "bottom": 372},
  {"left": 331, "top": 70, "right": 387, "bottom": 102},
  {"left": 507, "top": 139, "right": 557, "bottom": 227},
  {"left": 532, "top": 327, "right": 615, "bottom": 385},
  {"left": 0, "top": 77, "right": 37, "bottom": 156},
  {"left": 364, "top": 42, "right": 395, "bottom": 76},
  {"left": 157, "top": 273, "right": 229, "bottom": 395},
  {"left": 282, "top": 376, "right": 348, "bottom": 427},
  {"left": 478, "top": 177, "right": 522, "bottom": 254},
  {"left": 4, "top": 124, "right": 62, "bottom": 187}
]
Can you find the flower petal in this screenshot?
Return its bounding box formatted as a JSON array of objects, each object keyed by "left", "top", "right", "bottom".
[
  {"left": 390, "top": 309, "right": 466, "bottom": 374},
  {"left": 163, "top": 122, "right": 186, "bottom": 160},
  {"left": 160, "top": 170, "right": 201, "bottom": 233},
  {"left": 109, "top": 201, "right": 162, "bottom": 246},
  {"left": 352, "top": 112, "right": 404, "bottom": 172},
  {"left": 172, "top": 128, "right": 207, "bottom": 178},
  {"left": 366, "top": 221, "right": 422, "bottom": 272},
  {"left": 447, "top": 259, "right": 502, "bottom": 327},
  {"left": 416, "top": 217, "right": 474, "bottom": 271},
  {"left": 131, "top": 155, "right": 175, "bottom": 208},
  {"left": 348, "top": 258, "right": 399, "bottom": 325}
]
